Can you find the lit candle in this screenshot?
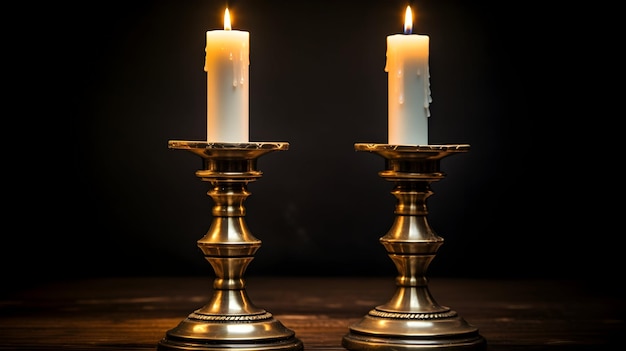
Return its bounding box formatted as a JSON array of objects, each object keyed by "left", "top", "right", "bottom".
[
  {"left": 204, "top": 8, "right": 250, "bottom": 142},
  {"left": 385, "top": 5, "right": 431, "bottom": 145}
]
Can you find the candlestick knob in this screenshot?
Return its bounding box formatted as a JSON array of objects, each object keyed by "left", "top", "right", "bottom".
[
  {"left": 342, "top": 143, "right": 486, "bottom": 351},
  {"left": 158, "top": 141, "right": 303, "bottom": 351}
]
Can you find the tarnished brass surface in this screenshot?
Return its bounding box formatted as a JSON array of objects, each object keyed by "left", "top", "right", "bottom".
[
  {"left": 344, "top": 144, "right": 485, "bottom": 351},
  {"left": 159, "top": 141, "right": 302, "bottom": 351}
]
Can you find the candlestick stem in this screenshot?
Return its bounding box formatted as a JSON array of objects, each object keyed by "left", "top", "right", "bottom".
[
  {"left": 158, "top": 141, "right": 303, "bottom": 351},
  {"left": 342, "top": 143, "right": 486, "bottom": 351}
]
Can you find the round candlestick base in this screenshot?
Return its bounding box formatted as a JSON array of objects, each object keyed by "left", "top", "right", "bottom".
[
  {"left": 158, "top": 141, "right": 303, "bottom": 351},
  {"left": 342, "top": 143, "right": 486, "bottom": 351}
]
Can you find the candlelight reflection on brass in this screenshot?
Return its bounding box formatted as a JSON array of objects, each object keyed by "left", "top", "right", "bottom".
[
  {"left": 158, "top": 141, "right": 303, "bottom": 351},
  {"left": 343, "top": 143, "right": 486, "bottom": 351}
]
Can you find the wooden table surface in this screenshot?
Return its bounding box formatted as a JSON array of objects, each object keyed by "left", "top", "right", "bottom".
[{"left": 0, "top": 276, "right": 623, "bottom": 350}]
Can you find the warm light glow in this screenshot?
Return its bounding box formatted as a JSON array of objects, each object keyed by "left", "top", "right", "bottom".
[
  {"left": 224, "top": 8, "right": 232, "bottom": 30},
  {"left": 404, "top": 6, "right": 413, "bottom": 34}
]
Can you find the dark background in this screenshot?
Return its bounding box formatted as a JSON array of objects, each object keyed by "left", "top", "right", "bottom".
[{"left": 7, "top": 0, "right": 615, "bottom": 289}]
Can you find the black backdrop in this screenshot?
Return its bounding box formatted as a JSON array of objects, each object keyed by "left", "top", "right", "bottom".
[{"left": 7, "top": 0, "right": 615, "bottom": 288}]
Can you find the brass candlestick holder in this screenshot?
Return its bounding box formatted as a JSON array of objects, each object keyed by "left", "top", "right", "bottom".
[
  {"left": 158, "top": 141, "right": 303, "bottom": 351},
  {"left": 343, "top": 143, "right": 486, "bottom": 351}
]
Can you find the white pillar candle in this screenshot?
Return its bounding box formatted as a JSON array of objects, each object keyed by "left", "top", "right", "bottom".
[
  {"left": 385, "top": 5, "right": 431, "bottom": 145},
  {"left": 205, "top": 8, "right": 250, "bottom": 142}
]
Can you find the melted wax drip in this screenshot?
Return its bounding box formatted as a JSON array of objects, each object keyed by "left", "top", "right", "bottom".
[
  {"left": 385, "top": 47, "right": 432, "bottom": 115},
  {"left": 230, "top": 42, "right": 248, "bottom": 88},
  {"left": 397, "top": 68, "right": 404, "bottom": 104},
  {"left": 418, "top": 67, "right": 432, "bottom": 117}
]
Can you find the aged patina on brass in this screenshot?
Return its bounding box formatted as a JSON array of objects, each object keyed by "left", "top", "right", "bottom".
[
  {"left": 343, "top": 143, "right": 486, "bottom": 351},
  {"left": 158, "top": 141, "right": 303, "bottom": 351}
]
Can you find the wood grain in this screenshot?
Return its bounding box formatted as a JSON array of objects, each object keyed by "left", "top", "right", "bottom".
[{"left": 1, "top": 277, "right": 623, "bottom": 350}]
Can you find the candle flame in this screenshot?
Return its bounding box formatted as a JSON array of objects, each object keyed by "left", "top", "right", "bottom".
[
  {"left": 224, "top": 8, "right": 232, "bottom": 30},
  {"left": 404, "top": 6, "right": 413, "bottom": 34}
]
